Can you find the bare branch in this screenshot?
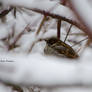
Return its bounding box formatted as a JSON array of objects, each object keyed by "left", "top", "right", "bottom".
[
  {"left": 57, "top": 19, "right": 61, "bottom": 39},
  {"left": 0, "top": 7, "right": 13, "bottom": 18},
  {"left": 64, "top": 24, "right": 72, "bottom": 42},
  {"left": 28, "top": 8, "right": 84, "bottom": 31},
  {"left": 68, "top": 1, "right": 92, "bottom": 40},
  {"left": 36, "top": 15, "right": 47, "bottom": 35}
]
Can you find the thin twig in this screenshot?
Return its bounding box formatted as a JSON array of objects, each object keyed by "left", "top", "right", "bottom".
[
  {"left": 57, "top": 19, "right": 61, "bottom": 39},
  {"left": 8, "top": 24, "right": 30, "bottom": 50},
  {"left": 28, "top": 39, "right": 44, "bottom": 53},
  {"left": 61, "top": 0, "right": 67, "bottom": 5},
  {"left": 0, "top": 7, "right": 13, "bottom": 18},
  {"left": 5, "top": 83, "right": 23, "bottom": 92},
  {"left": 13, "top": 7, "right": 17, "bottom": 18},
  {"left": 36, "top": 15, "right": 47, "bottom": 35},
  {"left": 28, "top": 42, "right": 36, "bottom": 53},
  {"left": 64, "top": 24, "right": 72, "bottom": 42},
  {"left": 13, "top": 24, "right": 30, "bottom": 44},
  {"left": 68, "top": 0, "right": 92, "bottom": 40},
  {"left": 63, "top": 33, "right": 86, "bottom": 36},
  {"left": 72, "top": 37, "right": 88, "bottom": 47}
]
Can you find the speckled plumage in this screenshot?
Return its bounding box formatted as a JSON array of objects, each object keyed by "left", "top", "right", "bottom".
[{"left": 44, "top": 37, "right": 78, "bottom": 58}]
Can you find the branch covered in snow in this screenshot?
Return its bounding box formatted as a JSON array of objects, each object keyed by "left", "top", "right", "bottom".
[
  {"left": 68, "top": 0, "right": 92, "bottom": 39},
  {"left": 0, "top": 0, "right": 84, "bottom": 32}
]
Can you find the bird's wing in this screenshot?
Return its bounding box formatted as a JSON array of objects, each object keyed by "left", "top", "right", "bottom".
[{"left": 51, "top": 43, "right": 66, "bottom": 53}]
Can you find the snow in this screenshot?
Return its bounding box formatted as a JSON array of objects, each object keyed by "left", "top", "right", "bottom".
[
  {"left": 0, "top": 48, "right": 92, "bottom": 87},
  {"left": 0, "top": 83, "right": 12, "bottom": 92},
  {"left": 0, "top": 0, "right": 78, "bottom": 22},
  {"left": 71, "top": 0, "right": 92, "bottom": 30},
  {"left": 0, "top": 0, "right": 92, "bottom": 92}
]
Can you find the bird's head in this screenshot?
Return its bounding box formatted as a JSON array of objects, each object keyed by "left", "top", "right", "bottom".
[{"left": 45, "top": 37, "right": 59, "bottom": 46}]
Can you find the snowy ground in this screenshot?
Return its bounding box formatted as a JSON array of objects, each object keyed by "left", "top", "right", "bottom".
[{"left": 0, "top": 47, "right": 92, "bottom": 92}]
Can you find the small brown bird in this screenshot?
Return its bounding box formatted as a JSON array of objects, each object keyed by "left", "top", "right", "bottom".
[{"left": 44, "top": 37, "right": 78, "bottom": 59}]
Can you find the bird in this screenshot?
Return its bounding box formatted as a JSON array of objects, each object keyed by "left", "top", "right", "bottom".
[{"left": 44, "top": 37, "right": 78, "bottom": 59}]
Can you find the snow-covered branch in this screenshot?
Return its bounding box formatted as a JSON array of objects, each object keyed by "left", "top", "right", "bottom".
[
  {"left": 68, "top": 0, "right": 92, "bottom": 39},
  {"left": 0, "top": 0, "right": 83, "bottom": 31}
]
